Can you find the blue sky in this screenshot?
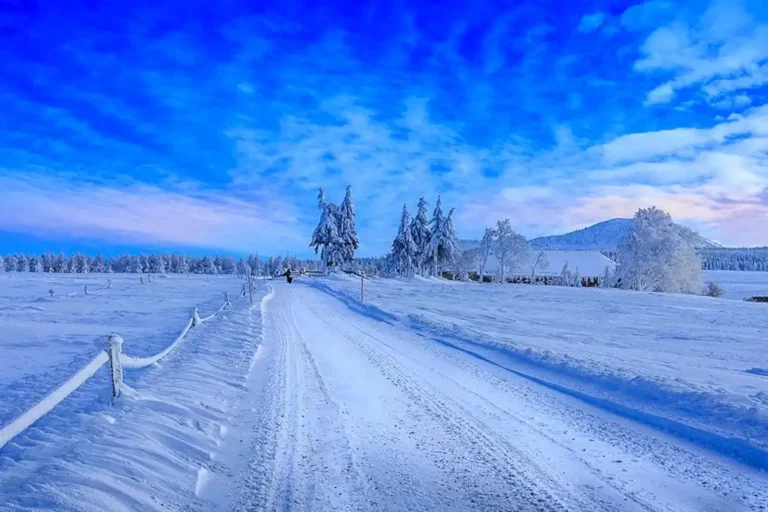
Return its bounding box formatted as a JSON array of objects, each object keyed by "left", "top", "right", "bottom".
[{"left": 1, "top": 0, "right": 767, "bottom": 257}]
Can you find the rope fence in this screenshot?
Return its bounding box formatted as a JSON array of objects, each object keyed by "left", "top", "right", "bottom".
[{"left": 0, "top": 293, "right": 233, "bottom": 451}]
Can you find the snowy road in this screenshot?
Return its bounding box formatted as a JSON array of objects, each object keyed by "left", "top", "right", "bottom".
[{"left": 199, "top": 282, "right": 767, "bottom": 512}]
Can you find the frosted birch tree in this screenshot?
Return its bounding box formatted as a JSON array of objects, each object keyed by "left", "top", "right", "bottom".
[
  {"left": 492, "top": 219, "right": 528, "bottom": 284},
  {"left": 615, "top": 207, "right": 702, "bottom": 294},
  {"left": 476, "top": 228, "right": 496, "bottom": 282}
]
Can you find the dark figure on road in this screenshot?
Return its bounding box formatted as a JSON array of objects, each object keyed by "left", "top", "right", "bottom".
[{"left": 283, "top": 268, "right": 293, "bottom": 284}]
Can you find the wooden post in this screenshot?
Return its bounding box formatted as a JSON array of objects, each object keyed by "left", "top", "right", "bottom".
[
  {"left": 225, "top": 291, "right": 231, "bottom": 306},
  {"left": 84, "top": 285, "right": 88, "bottom": 296},
  {"left": 192, "top": 307, "right": 203, "bottom": 327},
  {"left": 106, "top": 334, "right": 124, "bottom": 398},
  {"left": 360, "top": 273, "right": 364, "bottom": 303},
  {"left": 248, "top": 274, "right": 253, "bottom": 305}
]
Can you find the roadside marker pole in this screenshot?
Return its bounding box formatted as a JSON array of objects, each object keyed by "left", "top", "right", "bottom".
[
  {"left": 248, "top": 274, "right": 253, "bottom": 306},
  {"left": 361, "top": 273, "right": 364, "bottom": 303}
]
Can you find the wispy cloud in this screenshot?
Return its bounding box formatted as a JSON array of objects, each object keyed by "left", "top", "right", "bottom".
[{"left": 1, "top": 0, "right": 767, "bottom": 256}]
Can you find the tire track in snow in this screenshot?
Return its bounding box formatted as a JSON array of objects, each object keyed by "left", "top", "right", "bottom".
[{"left": 306, "top": 295, "right": 576, "bottom": 512}]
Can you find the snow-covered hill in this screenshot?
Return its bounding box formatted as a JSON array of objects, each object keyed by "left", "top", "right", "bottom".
[{"left": 528, "top": 218, "right": 720, "bottom": 250}]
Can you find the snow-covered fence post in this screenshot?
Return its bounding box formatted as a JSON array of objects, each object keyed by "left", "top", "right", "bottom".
[
  {"left": 106, "top": 334, "right": 124, "bottom": 398},
  {"left": 248, "top": 275, "right": 253, "bottom": 306},
  {"left": 225, "top": 292, "right": 231, "bottom": 306},
  {"left": 360, "top": 273, "right": 364, "bottom": 303},
  {"left": 106, "top": 279, "right": 111, "bottom": 289},
  {"left": 84, "top": 285, "right": 88, "bottom": 296},
  {"left": 192, "top": 307, "right": 203, "bottom": 327},
  {"left": 140, "top": 277, "right": 144, "bottom": 285}
]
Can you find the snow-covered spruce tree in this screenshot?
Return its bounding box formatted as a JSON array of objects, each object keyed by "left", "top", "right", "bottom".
[
  {"left": 492, "top": 219, "right": 528, "bottom": 283},
  {"left": 573, "top": 267, "right": 582, "bottom": 287},
  {"left": 560, "top": 262, "right": 572, "bottom": 286},
  {"left": 310, "top": 188, "right": 340, "bottom": 274},
  {"left": 91, "top": 254, "right": 106, "bottom": 273},
  {"left": 409, "top": 197, "right": 431, "bottom": 276},
  {"left": 17, "top": 255, "right": 30, "bottom": 272},
  {"left": 424, "top": 200, "right": 460, "bottom": 277},
  {"left": 600, "top": 266, "right": 614, "bottom": 288},
  {"left": 5, "top": 255, "right": 18, "bottom": 272},
  {"left": 147, "top": 253, "right": 165, "bottom": 274},
  {"left": 615, "top": 207, "right": 702, "bottom": 294},
  {"left": 476, "top": 227, "right": 496, "bottom": 283},
  {"left": 337, "top": 186, "right": 359, "bottom": 266},
  {"left": 0, "top": 255, "right": 4, "bottom": 272},
  {"left": 247, "top": 254, "right": 261, "bottom": 276},
  {"left": 391, "top": 204, "right": 418, "bottom": 277},
  {"left": 130, "top": 255, "right": 143, "bottom": 274},
  {"left": 32, "top": 257, "right": 43, "bottom": 273}
]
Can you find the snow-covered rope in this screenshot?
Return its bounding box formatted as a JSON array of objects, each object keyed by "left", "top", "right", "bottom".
[
  {"left": 121, "top": 318, "right": 195, "bottom": 369},
  {"left": 0, "top": 296, "right": 231, "bottom": 451},
  {"left": 0, "top": 352, "right": 109, "bottom": 450},
  {"left": 88, "top": 279, "right": 112, "bottom": 295}
]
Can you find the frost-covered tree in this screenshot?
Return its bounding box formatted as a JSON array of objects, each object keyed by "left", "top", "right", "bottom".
[
  {"left": 147, "top": 253, "right": 165, "bottom": 274},
  {"left": 337, "top": 186, "right": 359, "bottom": 265},
  {"left": 424, "top": 197, "right": 459, "bottom": 276},
  {"left": 492, "top": 219, "right": 528, "bottom": 283},
  {"left": 476, "top": 228, "right": 496, "bottom": 282},
  {"left": 704, "top": 281, "right": 725, "bottom": 298},
  {"left": 530, "top": 251, "right": 549, "bottom": 277},
  {"left": 573, "top": 268, "right": 582, "bottom": 287},
  {"left": 456, "top": 248, "right": 479, "bottom": 282},
  {"left": 615, "top": 207, "right": 702, "bottom": 294},
  {"left": 17, "top": 255, "right": 29, "bottom": 272},
  {"left": 600, "top": 266, "right": 613, "bottom": 288},
  {"left": 71, "top": 253, "right": 89, "bottom": 274},
  {"left": 5, "top": 255, "right": 17, "bottom": 272},
  {"left": 391, "top": 204, "right": 418, "bottom": 277},
  {"left": 130, "top": 255, "right": 144, "bottom": 273},
  {"left": 32, "top": 257, "right": 43, "bottom": 273},
  {"left": 0, "top": 255, "right": 4, "bottom": 272},
  {"left": 310, "top": 188, "right": 340, "bottom": 274},
  {"left": 409, "top": 197, "right": 431, "bottom": 276},
  {"left": 247, "top": 254, "right": 261, "bottom": 276},
  {"left": 91, "top": 254, "right": 106, "bottom": 273},
  {"left": 560, "top": 262, "right": 572, "bottom": 286}
]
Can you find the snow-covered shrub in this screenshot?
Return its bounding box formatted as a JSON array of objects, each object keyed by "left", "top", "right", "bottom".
[{"left": 703, "top": 281, "right": 725, "bottom": 298}]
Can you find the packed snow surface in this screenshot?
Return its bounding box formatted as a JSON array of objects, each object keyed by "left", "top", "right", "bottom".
[{"left": 2, "top": 273, "right": 767, "bottom": 511}]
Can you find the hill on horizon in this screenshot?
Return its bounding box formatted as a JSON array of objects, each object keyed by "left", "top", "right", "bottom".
[{"left": 462, "top": 218, "right": 720, "bottom": 252}]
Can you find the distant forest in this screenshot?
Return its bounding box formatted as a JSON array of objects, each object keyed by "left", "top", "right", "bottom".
[
  {"left": 601, "top": 247, "right": 768, "bottom": 272},
  {"left": 0, "top": 252, "right": 384, "bottom": 276}
]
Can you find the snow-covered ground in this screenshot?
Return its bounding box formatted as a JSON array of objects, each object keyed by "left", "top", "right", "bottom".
[
  {"left": 0, "top": 274, "right": 267, "bottom": 510},
  {"left": 316, "top": 274, "right": 768, "bottom": 456},
  {"left": 0, "top": 273, "right": 244, "bottom": 429},
  {"left": 704, "top": 270, "right": 768, "bottom": 300},
  {"left": 2, "top": 273, "right": 767, "bottom": 511}
]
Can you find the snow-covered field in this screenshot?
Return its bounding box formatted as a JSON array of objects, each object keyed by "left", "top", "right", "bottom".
[
  {"left": 0, "top": 273, "right": 243, "bottom": 428},
  {"left": 2, "top": 272, "right": 768, "bottom": 511},
  {"left": 704, "top": 270, "right": 768, "bottom": 300},
  {"left": 317, "top": 274, "right": 768, "bottom": 456}
]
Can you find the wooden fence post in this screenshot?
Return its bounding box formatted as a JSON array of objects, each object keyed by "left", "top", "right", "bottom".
[
  {"left": 192, "top": 307, "right": 203, "bottom": 326},
  {"left": 361, "top": 273, "right": 364, "bottom": 303},
  {"left": 225, "top": 291, "right": 231, "bottom": 306},
  {"left": 106, "top": 334, "right": 124, "bottom": 398}
]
